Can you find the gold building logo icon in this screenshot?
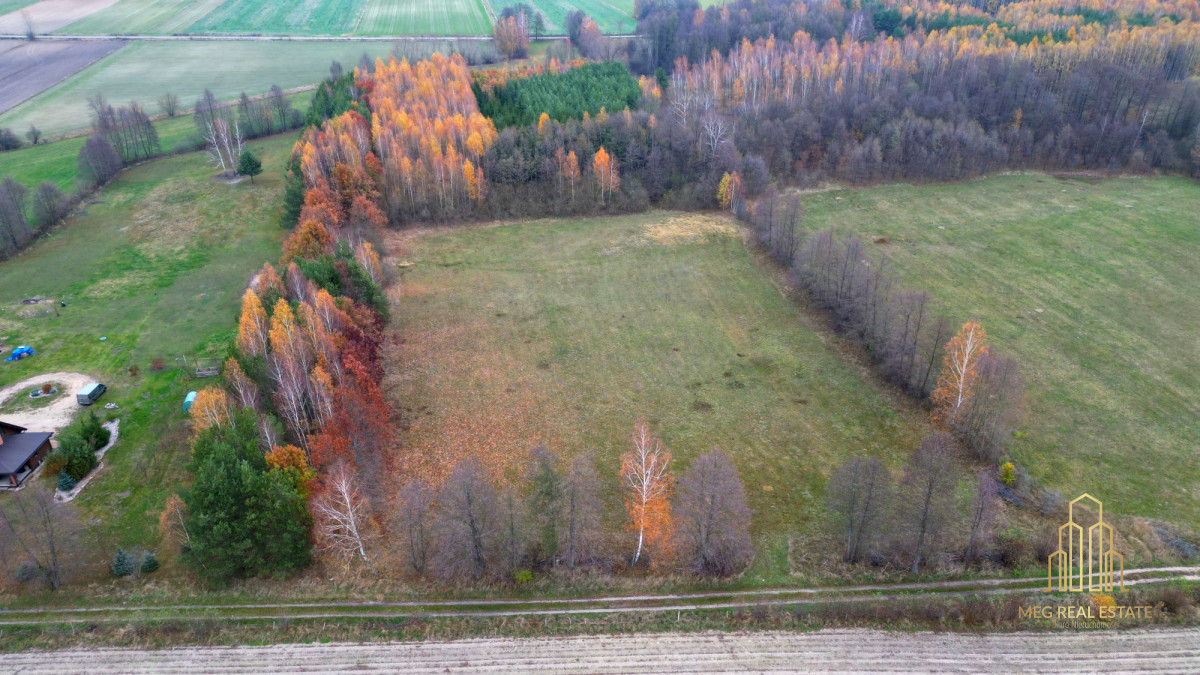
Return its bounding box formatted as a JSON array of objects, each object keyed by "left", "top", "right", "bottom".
[{"left": 1047, "top": 494, "right": 1124, "bottom": 592}]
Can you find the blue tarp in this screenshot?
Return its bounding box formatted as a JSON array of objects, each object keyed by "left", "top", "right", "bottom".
[{"left": 4, "top": 345, "right": 34, "bottom": 362}]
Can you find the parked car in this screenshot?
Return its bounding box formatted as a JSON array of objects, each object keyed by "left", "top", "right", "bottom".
[{"left": 76, "top": 382, "right": 106, "bottom": 406}]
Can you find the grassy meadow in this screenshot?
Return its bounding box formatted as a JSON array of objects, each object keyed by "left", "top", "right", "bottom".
[
  {"left": 0, "top": 133, "right": 293, "bottom": 557},
  {"left": 356, "top": 0, "right": 493, "bottom": 35},
  {"left": 0, "top": 41, "right": 391, "bottom": 136},
  {"left": 55, "top": 0, "right": 228, "bottom": 34},
  {"left": 190, "top": 0, "right": 371, "bottom": 35},
  {"left": 387, "top": 212, "right": 934, "bottom": 577},
  {"left": 801, "top": 174, "right": 1200, "bottom": 526}
]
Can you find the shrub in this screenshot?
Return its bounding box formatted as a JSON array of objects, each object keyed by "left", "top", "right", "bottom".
[
  {"left": 0, "top": 127, "right": 21, "bottom": 151},
  {"left": 42, "top": 450, "right": 68, "bottom": 478},
  {"left": 57, "top": 471, "right": 77, "bottom": 492},
  {"left": 58, "top": 432, "right": 97, "bottom": 481},
  {"left": 140, "top": 551, "right": 159, "bottom": 574},
  {"left": 112, "top": 548, "right": 136, "bottom": 577},
  {"left": 80, "top": 411, "right": 110, "bottom": 450},
  {"left": 1001, "top": 462, "right": 1015, "bottom": 486},
  {"left": 15, "top": 562, "right": 39, "bottom": 583},
  {"left": 996, "top": 529, "right": 1028, "bottom": 568}
]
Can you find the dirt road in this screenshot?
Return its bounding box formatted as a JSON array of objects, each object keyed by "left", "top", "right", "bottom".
[
  {"left": 6, "top": 628, "right": 1200, "bottom": 672},
  {"left": 0, "top": 371, "right": 94, "bottom": 432}
]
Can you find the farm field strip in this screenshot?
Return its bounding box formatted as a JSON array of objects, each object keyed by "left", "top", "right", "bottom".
[
  {"left": 6, "top": 629, "right": 1200, "bottom": 673},
  {"left": 0, "top": 40, "right": 394, "bottom": 135},
  {"left": 188, "top": 0, "right": 371, "bottom": 35},
  {"left": 0, "top": 0, "right": 122, "bottom": 34},
  {"left": 55, "top": 0, "right": 227, "bottom": 35},
  {"left": 0, "top": 38, "right": 123, "bottom": 113},
  {"left": 495, "top": 0, "right": 634, "bottom": 33},
  {"left": 355, "top": 0, "right": 493, "bottom": 36}
]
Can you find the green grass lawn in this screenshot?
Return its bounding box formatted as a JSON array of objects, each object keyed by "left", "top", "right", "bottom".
[
  {"left": 801, "top": 174, "right": 1200, "bottom": 526},
  {"left": 389, "top": 212, "right": 933, "bottom": 573},
  {"left": 190, "top": 0, "right": 371, "bottom": 34},
  {"left": 0, "top": 41, "right": 390, "bottom": 136},
  {"left": 57, "top": 0, "right": 229, "bottom": 34},
  {"left": 0, "top": 133, "right": 293, "bottom": 556},
  {"left": 355, "top": 0, "right": 493, "bottom": 36}
]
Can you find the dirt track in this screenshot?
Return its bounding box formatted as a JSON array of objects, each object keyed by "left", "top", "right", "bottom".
[
  {"left": 0, "top": 371, "right": 94, "bottom": 432},
  {"left": 6, "top": 628, "right": 1200, "bottom": 672}
]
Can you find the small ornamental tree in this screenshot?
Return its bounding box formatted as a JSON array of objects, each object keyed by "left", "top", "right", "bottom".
[
  {"left": 140, "top": 550, "right": 159, "bottom": 574},
  {"left": 56, "top": 471, "right": 77, "bottom": 492},
  {"left": 238, "top": 149, "right": 263, "bottom": 183},
  {"left": 112, "top": 548, "right": 136, "bottom": 577}
]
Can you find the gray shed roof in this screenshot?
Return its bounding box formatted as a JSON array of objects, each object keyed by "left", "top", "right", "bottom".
[{"left": 0, "top": 432, "right": 52, "bottom": 474}]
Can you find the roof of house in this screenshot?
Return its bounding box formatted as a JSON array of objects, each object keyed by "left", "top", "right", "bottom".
[
  {"left": 0, "top": 420, "right": 27, "bottom": 435},
  {"left": 0, "top": 432, "right": 52, "bottom": 474}
]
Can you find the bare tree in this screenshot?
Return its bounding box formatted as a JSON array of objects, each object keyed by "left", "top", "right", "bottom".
[
  {"left": 203, "top": 117, "right": 244, "bottom": 177},
  {"left": 562, "top": 453, "right": 603, "bottom": 570},
  {"left": 701, "top": 113, "right": 732, "bottom": 158},
  {"left": 31, "top": 181, "right": 68, "bottom": 229},
  {"left": 434, "top": 458, "right": 498, "bottom": 581},
  {"left": 901, "top": 434, "right": 957, "bottom": 574},
  {"left": 497, "top": 486, "right": 529, "bottom": 578},
  {"left": 25, "top": 124, "right": 41, "bottom": 145},
  {"left": 158, "top": 92, "right": 180, "bottom": 118},
  {"left": 527, "top": 445, "right": 563, "bottom": 563},
  {"left": 76, "top": 135, "right": 123, "bottom": 186},
  {"left": 826, "top": 456, "right": 891, "bottom": 564},
  {"left": 673, "top": 450, "right": 753, "bottom": 576},
  {"left": 964, "top": 471, "right": 1001, "bottom": 565},
  {"left": 954, "top": 352, "right": 1025, "bottom": 462},
  {"left": 0, "top": 486, "right": 83, "bottom": 590},
  {"left": 312, "top": 461, "right": 376, "bottom": 572},
  {"left": 397, "top": 479, "right": 432, "bottom": 576},
  {"left": 0, "top": 176, "right": 31, "bottom": 257}
]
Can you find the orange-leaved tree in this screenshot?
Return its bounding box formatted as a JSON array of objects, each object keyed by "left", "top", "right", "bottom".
[
  {"left": 716, "top": 171, "right": 742, "bottom": 212},
  {"left": 931, "top": 321, "right": 989, "bottom": 427},
  {"left": 265, "top": 444, "right": 316, "bottom": 497},
  {"left": 592, "top": 146, "right": 619, "bottom": 204},
  {"left": 621, "top": 420, "right": 673, "bottom": 566},
  {"left": 236, "top": 289, "right": 269, "bottom": 358},
  {"left": 190, "top": 387, "right": 232, "bottom": 437}
]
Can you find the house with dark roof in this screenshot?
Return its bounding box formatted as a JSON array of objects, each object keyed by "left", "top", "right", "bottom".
[{"left": 0, "top": 421, "right": 53, "bottom": 488}]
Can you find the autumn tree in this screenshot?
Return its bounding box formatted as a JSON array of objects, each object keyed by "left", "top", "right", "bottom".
[
  {"left": 282, "top": 219, "right": 335, "bottom": 264},
  {"left": 716, "top": 171, "right": 743, "bottom": 212},
  {"left": 826, "top": 456, "right": 891, "bottom": 564},
  {"left": 621, "top": 420, "right": 673, "bottom": 566},
  {"left": 901, "top": 433, "right": 957, "bottom": 574},
  {"left": 312, "top": 460, "right": 376, "bottom": 572},
  {"left": 158, "top": 493, "right": 190, "bottom": 554},
  {"left": 265, "top": 444, "right": 316, "bottom": 497},
  {"left": 932, "top": 321, "right": 988, "bottom": 428},
  {"left": 224, "top": 357, "right": 260, "bottom": 410},
  {"left": 493, "top": 13, "right": 530, "bottom": 61},
  {"left": 190, "top": 387, "right": 232, "bottom": 437},
  {"left": 955, "top": 352, "right": 1025, "bottom": 462},
  {"left": 592, "top": 146, "right": 619, "bottom": 205},
  {"left": 236, "top": 289, "right": 269, "bottom": 358},
  {"left": 434, "top": 458, "right": 499, "bottom": 581},
  {"left": 673, "top": 450, "right": 753, "bottom": 576},
  {"left": 397, "top": 479, "right": 433, "bottom": 576}
]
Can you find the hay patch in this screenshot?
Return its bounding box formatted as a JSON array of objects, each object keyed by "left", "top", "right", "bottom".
[
  {"left": 126, "top": 180, "right": 215, "bottom": 257},
  {"left": 83, "top": 272, "right": 157, "bottom": 299},
  {"left": 642, "top": 214, "right": 738, "bottom": 244}
]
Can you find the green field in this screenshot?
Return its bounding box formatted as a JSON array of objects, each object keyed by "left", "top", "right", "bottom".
[
  {"left": 1, "top": 90, "right": 310, "bottom": 192},
  {"left": 0, "top": 133, "right": 293, "bottom": 554},
  {"left": 801, "top": 175, "right": 1200, "bottom": 526},
  {"left": 0, "top": 0, "right": 36, "bottom": 16},
  {"left": 189, "top": 0, "right": 371, "bottom": 35},
  {"left": 355, "top": 0, "right": 493, "bottom": 36},
  {"left": 501, "top": 0, "right": 634, "bottom": 34},
  {"left": 390, "top": 212, "right": 932, "bottom": 562},
  {"left": 0, "top": 41, "right": 392, "bottom": 136},
  {"left": 55, "top": 0, "right": 227, "bottom": 34}
]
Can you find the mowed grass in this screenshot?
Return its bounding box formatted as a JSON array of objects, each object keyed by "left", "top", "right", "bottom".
[
  {"left": 388, "top": 213, "right": 931, "bottom": 549},
  {"left": 57, "top": 0, "right": 228, "bottom": 34},
  {"left": 0, "top": 41, "right": 392, "bottom": 136},
  {"left": 355, "top": 0, "right": 492, "bottom": 36},
  {"left": 190, "top": 0, "right": 370, "bottom": 34},
  {"left": 801, "top": 174, "right": 1200, "bottom": 526},
  {"left": 0, "top": 133, "right": 293, "bottom": 553}
]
